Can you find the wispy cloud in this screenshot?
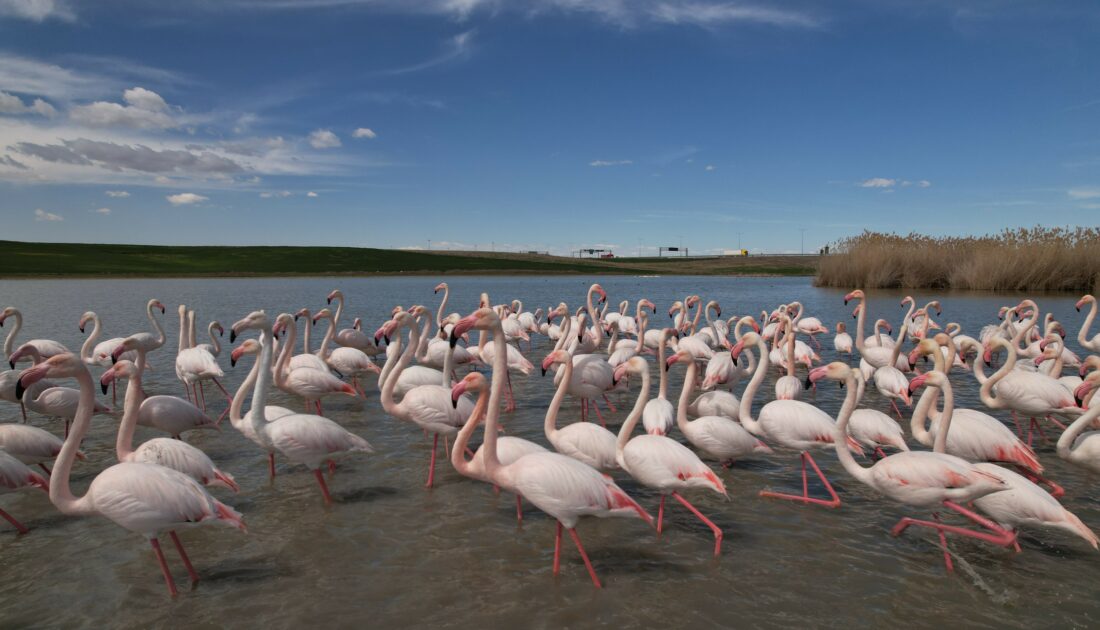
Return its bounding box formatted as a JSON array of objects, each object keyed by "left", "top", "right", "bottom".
[
  {"left": 1068, "top": 187, "right": 1100, "bottom": 200},
  {"left": 352, "top": 127, "right": 377, "bottom": 139},
  {"left": 93, "top": 207, "right": 111, "bottom": 215},
  {"left": 105, "top": 190, "right": 130, "bottom": 197},
  {"left": 33, "top": 208, "right": 63, "bottom": 221},
  {"left": 0, "top": 0, "right": 74, "bottom": 22},
  {"left": 166, "top": 192, "right": 208, "bottom": 206},
  {"left": 0, "top": 90, "right": 57, "bottom": 117},
  {"left": 589, "top": 159, "right": 633, "bottom": 167},
  {"left": 378, "top": 30, "right": 475, "bottom": 76},
  {"left": 647, "top": 2, "right": 822, "bottom": 29},
  {"left": 308, "top": 128, "right": 341, "bottom": 149},
  {"left": 860, "top": 177, "right": 896, "bottom": 188}
]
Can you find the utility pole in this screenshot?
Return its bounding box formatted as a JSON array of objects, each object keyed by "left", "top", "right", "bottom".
[
  {"left": 737, "top": 232, "right": 743, "bottom": 250},
  {"left": 799, "top": 228, "right": 806, "bottom": 255}
]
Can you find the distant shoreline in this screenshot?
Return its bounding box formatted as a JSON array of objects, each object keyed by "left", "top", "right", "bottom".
[{"left": 0, "top": 240, "right": 819, "bottom": 279}]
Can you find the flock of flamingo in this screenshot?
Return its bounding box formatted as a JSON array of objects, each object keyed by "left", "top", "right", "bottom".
[{"left": 3, "top": 284, "right": 1100, "bottom": 594}]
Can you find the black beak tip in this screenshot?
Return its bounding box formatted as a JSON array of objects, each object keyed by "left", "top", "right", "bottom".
[
  {"left": 101, "top": 382, "right": 109, "bottom": 395},
  {"left": 327, "top": 297, "right": 333, "bottom": 304},
  {"left": 79, "top": 325, "right": 85, "bottom": 333},
  {"left": 230, "top": 331, "right": 237, "bottom": 343},
  {"left": 451, "top": 398, "right": 458, "bottom": 409},
  {"left": 843, "top": 299, "right": 849, "bottom": 306},
  {"left": 9, "top": 360, "right": 15, "bottom": 370},
  {"left": 15, "top": 381, "right": 25, "bottom": 401},
  {"left": 231, "top": 358, "right": 237, "bottom": 368},
  {"left": 541, "top": 368, "right": 547, "bottom": 377},
  {"left": 160, "top": 306, "right": 166, "bottom": 314},
  {"left": 448, "top": 334, "right": 458, "bottom": 349},
  {"left": 294, "top": 315, "right": 300, "bottom": 321},
  {"left": 803, "top": 377, "right": 813, "bottom": 390},
  {"left": 1076, "top": 395, "right": 1084, "bottom": 407},
  {"left": 112, "top": 354, "right": 118, "bottom": 365}
]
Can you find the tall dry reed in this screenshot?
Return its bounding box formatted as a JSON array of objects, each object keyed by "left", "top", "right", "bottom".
[{"left": 814, "top": 227, "right": 1100, "bottom": 292}]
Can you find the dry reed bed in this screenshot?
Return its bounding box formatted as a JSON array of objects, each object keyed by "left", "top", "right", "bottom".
[{"left": 814, "top": 227, "right": 1100, "bottom": 292}]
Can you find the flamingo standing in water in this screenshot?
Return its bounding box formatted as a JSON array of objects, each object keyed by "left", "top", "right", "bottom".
[
  {"left": 731, "top": 331, "right": 864, "bottom": 507},
  {"left": 614, "top": 356, "right": 727, "bottom": 556},
  {"left": 449, "top": 371, "right": 548, "bottom": 522},
  {"left": 449, "top": 306, "right": 652, "bottom": 588},
  {"left": 810, "top": 361, "right": 1015, "bottom": 572},
  {"left": 541, "top": 349, "right": 619, "bottom": 471},
  {"left": 1077, "top": 294, "right": 1100, "bottom": 353},
  {"left": 79, "top": 310, "right": 137, "bottom": 405},
  {"left": 9, "top": 343, "right": 111, "bottom": 436},
  {"left": 313, "top": 308, "right": 380, "bottom": 396},
  {"left": 328, "top": 289, "right": 383, "bottom": 357},
  {"left": 16, "top": 353, "right": 244, "bottom": 596},
  {"left": 978, "top": 337, "right": 1082, "bottom": 443},
  {"left": 0, "top": 448, "right": 48, "bottom": 534},
  {"left": 230, "top": 312, "right": 373, "bottom": 504},
  {"left": 110, "top": 298, "right": 168, "bottom": 359},
  {"left": 833, "top": 322, "right": 853, "bottom": 354},
  {"left": 0, "top": 423, "right": 80, "bottom": 475},
  {"left": 273, "top": 313, "right": 358, "bottom": 415},
  {"left": 642, "top": 329, "right": 677, "bottom": 435},
  {"left": 175, "top": 305, "right": 232, "bottom": 418}
]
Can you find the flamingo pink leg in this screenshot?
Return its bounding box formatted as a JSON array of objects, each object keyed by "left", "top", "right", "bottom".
[
  {"left": 759, "top": 451, "right": 841, "bottom": 508},
  {"left": 932, "top": 513, "right": 954, "bottom": 572},
  {"left": 656, "top": 495, "right": 666, "bottom": 534},
  {"left": 169, "top": 531, "right": 200, "bottom": 585},
  {"left": 426, "top": 433, "right": 439, "bottom": 488},
  {"left": 1014, "top": 465, "right": 1065, "bottom": 498},
  {"left": 671, "top": 491, "right": 723, "bottom": 556},
  {"left": 890, "top": 500, "right": 1016, "bottom": 572},
  {"left": 0, "top": 508, "right": 29, "bottom": 534},
  {"left": 890, "top": 399, "right": 903, "bottom": 420},
  {"left": 328, "top": 459, "right": 337, "bottom": 475},
  {"left": 589, "top": 400, "right": 607, "bottom": 428},
  {"left": 268, "top": 452, "right": 276, "bottom": 479},
  {"left": 515, "top": 495, "right": 523, "bottom": 524},
  {"left": 1012, "top": 410, "right": 1024, "bottom": 437},
  {"left": 568, "top": 527, "right": 602, "bottom": 588},
  {"left": 553, "top": 521, "right": 563, "bottom": 576},
  {"left": 314, "top": 469, "right": 333, "bottom": 505},
  {"left": 198, "top": 382, "right": 207, "bottom": 412},
  {"left": 601, "top": 394, "right": 617, "bottom": 414},
  {"left": 149, "top": 538, "right": 179, "bottom": 597},
  {"left": 1046, "top": 415, "right": 1067, "bottom": 430}
]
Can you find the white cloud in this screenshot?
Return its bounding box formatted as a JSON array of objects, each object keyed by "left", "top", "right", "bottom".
[
  {"left": 860, "top": 177, "right": 897, "bottom": 188},
  {"left": 352, "top": 127, "right": 377, "bottom": 139},
  {"left": 259, "top": 190, "right": 292, "bottom": 198},
  {"left": 589, "top": 159, "right": 633, "bottom": 167},
  {"left": 309, "top": 128, "right": 341, "bottom": 149},
  {"left": 33, "top": 208, "right": 62, "bottom": 221},
  {"left": 306, "top": 191, "right": 319, "bottom": 197},
  {"left": 917, "top": 179, "right": 931, "bottom": 188},
  {"left": 0, "top": 90, "right": 57, "bottom": 117},
  {"left": 648, "top": 2, "right": 821, "bottom": 28},
  {"left": 0, "top": 0, "right": 74, "bottom": 22},
  {"left": 105, "top": 190, "right": 130, "bottom": 197},
  {"left": 1080, "top": 203, "right": 1100, "bottom": 210},
  {"left": 166, "top": 192, "right": 208, "bottom": 206},
  {"left": 1068, "top": 187, "right": 1100, "bottom": 200},
  {"left": 704, "top": 164, "right": 715, "bottom": 171},
  {"left": 380, "top": 30, "right": 474, "bottom": 75},
  {"left": 93, "top": 207, "right": 111, "bottom": 215},
  {"left": 70, "top": 87, "right": 178, "bottom": 130}
]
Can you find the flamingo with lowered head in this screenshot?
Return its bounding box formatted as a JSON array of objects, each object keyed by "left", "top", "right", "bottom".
[
  {"left": 16, "top": 352, "right": 245, "bottom": 596},
  {"left": 449, "top": 306, "right": 652, "bottom": 588},
  {"left": 0, "top": 448, "right": 48, "bottom": 534},
  {"left": 328, "top": 289, "right": 383, "bottom": 357}
]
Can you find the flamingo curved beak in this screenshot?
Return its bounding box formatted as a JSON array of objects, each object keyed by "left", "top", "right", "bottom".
[
  {"left": 450, "top": 380, "right": 469, "bottom": 408},
  {"left": 15, "top": 363, "right": 50, "bottom": 401},
  {"left": 908, "top": 373, "right": 930, "bottom": 395},
  {"left": 613, "top": 362, "right": 628, "bottom": 384}
]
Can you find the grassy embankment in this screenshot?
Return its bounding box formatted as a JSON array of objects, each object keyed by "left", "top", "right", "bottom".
[
  {"left": 815, "top": 228, "right": 1100, "bottom": 292},
  {"left": 0, "top": 241, "right": 818, "bottom": 278}
]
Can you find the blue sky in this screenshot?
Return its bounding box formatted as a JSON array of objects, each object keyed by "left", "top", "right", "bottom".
[{"left": 1, "top": 0, "right": 1098, "bottom": 255}]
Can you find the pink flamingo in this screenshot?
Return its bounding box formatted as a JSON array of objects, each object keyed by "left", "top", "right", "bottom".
[
  {"left": 313, "top": 308, "right": 381, "bottom": 396},
  {"left": 1076, "top": 294, "right": 1100, "bottom": 353},
  {"left": 273, "top": 313, "right": 358, "bottom": 415},
  {"left": 329, "top": 289, "right": 383, "bottom": 357},
  {"left": 1, "top": 306, "right": 69, "bottom": 363},
  {"left": 109, "top": 298, "right": 168, "bottom": 359},
  {"left": 16, "top": 353, "right": 244, "bottom": 596},
  {"left": 78, "top": 310, "right": 137, "bottom": 405},
  {"left": 449, "top": 306, "right": 651, "bottom": 588},
  {"left": 978, "top": 337, "right": 1082, "bottom": 444},
  {"left": 102, "top": 354, "right": 239, "bottom": 492},
  {"left": 614, "top": 356, "right": 727, "bottom": 555},
  {"left": 812, "top": 361, "right": 1016, "bottom": 572},
  {"left": 175, "top": 305, "right": 231, "bottom": 418},
  {"left": 731, "top": 331, "right": 864, "bottom": 508},
  {"left": 0, "top": 423, "right": 80, "bottom": 475},
  {"left": 10, "top": 342, "right": 111, "bottom": 436},
  {"left": 541, "top": 349, "right": 619, "bottom": 471},
  {"left": 642, "top": 328, "right": 678, "bottom": 435},
  {"left": 449, "top": 371, "right": 548, "bottom": 522},
  {"left": 230, "top": 312, "right": 373, "bottom": 504},
  {"left": 227, "top": 339, "right": 297, "bottom": 478},
  {"left": 0, "top": 448, "right": 47, "bottom": 534}
]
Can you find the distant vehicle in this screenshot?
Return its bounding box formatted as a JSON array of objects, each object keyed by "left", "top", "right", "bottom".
[{"left": 600, "top": 253, "right": 615, "bottom": 259}]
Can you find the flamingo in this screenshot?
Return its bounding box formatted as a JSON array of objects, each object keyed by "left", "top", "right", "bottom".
[
  {"left": 78, "top": 310, "right": 137, "bottom": 405},
  {"left": 230, "top": 312, "right": 373, "bottom": 504},
  {"left": 871, "top": 321, "right": 912, "bottom": 419},
  {"left": 1077, "top": 294, "right": 1100, "bottom": 353},
  {"left": 328, "top": 289, "right": 383, "bottom": 357},
  {"left": 788, "top": 301, "right": 829, "bottom": 348},
  {"left": 273, "top": 313, "right": 358, "bottom": 414},
  {"left": 1, "top": 306, "right": 69, "bottom": 363},
  {"left": 175, "top": 305, "right": 231, "bottom": 416},
  {"left": 1057, "top": 381, "right": 1100, "bottom": 474},
  {"left": 731, "top": 331, "right": 864, "bottom": 508},
  {"left": 775, "top": 319, "right": 803, "bottom": 401},
  {"left": 449, "top": 371, "right": 548, "bottom": 522},
  {"left": 970, "top": 463, "right": 1097, "bottom": 550},
  {"left": 449, "top": 306, "right": 652, "bottom": 588},
  {"left": 0, "top": 448, "right": 48, "bottom": 534},
  {"left": 226, "top": 339, "right": 296, "bottom": 477},
  {"left": 287, "top": 308, "right": 331, "bottom": 373},
  {"left": 834, "top": 322, "right": 853, "bottom": 354},
  {"left": 845, "top": 369, "right": 909, "bottom": 457},
  {"left": 10, "top": 342, "right": 111, "bottom": 435},
  {"left": 642, "top": 328, "right": 677, "bottom": 435},
  {"left": 613, "top": 355, "right": 727, "bottom": 556},
  {"left": 109, "top": 298, "right": 168, "bottom": 358},
  {"left": 812, "top": 361, "right": 1015, "bottom": 572},
  {"left": 666, "top": 350, "right": 772, "bottom": 467},
  {"left": 16, "top": 353, "right": 245, "bottom": 596},
  {"left": 102, "top": 354, "right": 239, "bottom": 492},
  {"left": 0, "top": 423, "right": 78, "bottom": 475},
  {"left": 547, "top": 304, "right": 615, "bottom": 425},
  {"left": 379, "top": 311, "right": 474, "bottom": 488},
  {"left": 313, "top": 308, "right": 380, "bottom": 396},
  {"left": 978, "top": 336, "right": 1082, "bottom": 443},
  {"left": 541, "top": 349, "right": 619, "bottom": 471}
]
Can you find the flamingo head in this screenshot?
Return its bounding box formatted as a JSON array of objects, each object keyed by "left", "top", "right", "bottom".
[
  {"left": 326, "top": 289, "right": 342, "bottom": 305},
  {"left": 666, "top": 349, "right": 692, "bottom": 372},
  {"left": 450, "top": 372, "right": 485, "bottom": 408},
  {"left": 374, "top": 315, "right": 403, "bottom": 345},
  {"left": 312, "top": 308, "right": 333, "bottom": 325},
  {"left": 835, "top": 322, "right": 846, "bottom": 333},
  {"left": 79, "top": 311, "right": 95, "bottom": 333},
  {"left": 590, "top": 284, "right": 607, "bottom": 304},
  {"left": 668, "top": 301, "right": 682, "bottom": 319},
  {"left": 16, "top": 353, "right": 83, "bottom": 400},
  {"left": 230, "top": 310, "right": 269, "bottom": 343},
  {"left": 0, "top": 306, "right": 17, "bottom": 326},
  {"left": 230, "top": 338, "right": 261, "bottom": 367},
  {"left": 807, "top": 362, "right": 849, "bottom": 389},
  {"left": 541, "top": 349, "right": 570, "bottom": 376},
  {"left": 843, "top": 289, "right": 864, "bottom": 305},
  {"left": 1076, "top": 295, "right": 1094, "bottom": 312},
  {"left": 450, "top": 307, "right": 498, "bottom": 348},
  {"left": 353, "top": 317, "right": 363, "bottom": 330},
  {"left": 908, "top": 370, "right": 945, "bottom": 395},
  {"left": 433, "top": 282, "right": 447, "bottom": 295},
  {"left": 148, "top": 299, "right": 166, "bottom": 315},
  {"left": 613, "top": 356, "right": 648, "bottom": 385},
  {"left": 8, "top": 342, "right": 41, "bottom": 369},
  {"left": 100, "top": 360, "right": 137, "bottom": 394},
  {"left": 900, "top": 295, "right": 914, "bottom": 308},
  {"left": 272, "top": 313, "right": 294, "bottom": 338},
  {"left": 294, "top": 308, "right": 311, "bottom": 323},
  {"left": 729, "top": 332, "right": 756, "bottom": 365},
  {"left": 212, "top": 321, "right": 224, "bottom": 337},
  {"left": 110, "top": 336, "right": 141, "bottom": 364},
  {"left": 907, "top": 338, "right": 938, "bottom": 370},
  {"left": 1074, "top": 380, "right": 1096, "bottom": 408},
  {"left": 639, "top": 298, "right": 656, "bottom": 314}
]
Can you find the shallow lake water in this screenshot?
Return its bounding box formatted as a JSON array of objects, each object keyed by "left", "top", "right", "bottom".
[{"left": 1, "top": 275, "right": 1098, "bottom": 628}]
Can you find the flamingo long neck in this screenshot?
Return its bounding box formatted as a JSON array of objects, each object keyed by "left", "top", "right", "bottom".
[
  {"left": 416, "top": 311, "right": 433, "bottom": 360},
  {"left": 785, "top": 328, "right": 795, "bottom": 377},
  {"left": 207, "top": 323, "right": 221, "bottom": 356},
  {"left": 2, "top": 310, "right": 21, "bottom": 357},
  {"left": 300, "top": 310, "right": 313, "bottom": 354},
  {"left": 832, "top": 370, "right": 871, "bottom": 485},
  {"left": 788, "top": 302, "right": 804, "bottom": 327},
  {"left": 889, "top": 323, "right": 909, "bottom": 365},
  {"left": 229, "top": 347, "right": 261, "bottom": 432},
  {"left": 317, "top": 314, "right": 336, "bottom": 359},
  {"left": 690, "top": 299, "right": 702, "bottom": 333},
  {"left": 441, "top": 326, "right": 455, "bottom": 388},
  {"left": 49, "top": 363, "right": 95, "bottom": 516},
  {"left": 331, "top": 294, "right": 344, "bottom": 330},
  {"left": 480, "top": 319, "right": 509, "bottom": 478},
  {"left": 452, "top": 384, "right": 490, "bottom": 477},
  {"left": 79, "top": 313, "right": 102, "bottom": 362},
  {"left": 676, "top": 359, "right": 697, "bottom": 434},
  {"left": 616, "top": 365, "right": 651, "bottom": 455},
  {"left": 1078, "top": 297, "right": 1099, "bottom": 351},
  {"left": 436, "top": 287, "right": 449, "bottom": 330},
  {"left": 737, "top": 336, "right": 768, "bottom": 435},
  {"left": 607, "top": 325, "right": 619, "bottom": 355},
  {"left": 177, "top": 306, "right": 188, "bottom": 353},
  {"left": 377, "top": 333, "right": 401, "bottom": 389},
  {"left": 657, "top": 332, "right": 670, "bottom": 399},
  {"left": 147, "top": 302, "right": 165, "bottom": 349},
  {"left": 116, "top": 350, "right": 148, "bottom": 460},
  {"left": 704, "top": 303, "right": 718, "bottom": 340},
  {"left": 248, "top": 328, "right": 276, "bottom": 447},
  {"left": 931, "top": 378, "right": 954, "bottom": 453},
  {"left": 853, "top": 300, "right": 867, "bottom": 352},
  {"left": 187, "top": 311, "right": 197, "bottom": 349},
  {"left": 552, "top": 312, "right": 571, "bottom": 352},
  {"left": 1045, "top": 338, "right": 1065, "bottom": 377},
  {"left": 902, "top": 298, "right": 916, "bottom": 330},
  {"left": 381, "top": 319, "right": 418, "bottom": 415},
  {"left": 1058, "top": 400, "right": 1100, "bottom": 461},
  {"left": 543, "top": 356, "right": 574, "bottom": 440},
  {"left": 586, "top": 288, "right": 603, "bottom": 348},
  {"left": 274, "top": 318, "right": 297, "bottom": 385},
  {"left": 979, "top": 343, "right": 1016, "bottom": 409},
  {"left": 1012, "top": 309, "right": 1038, "bottom": 353}
]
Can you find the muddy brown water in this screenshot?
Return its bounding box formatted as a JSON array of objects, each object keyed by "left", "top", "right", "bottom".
[{"left": 1, "top": 276, "right": 1098, "bottom": 628}]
